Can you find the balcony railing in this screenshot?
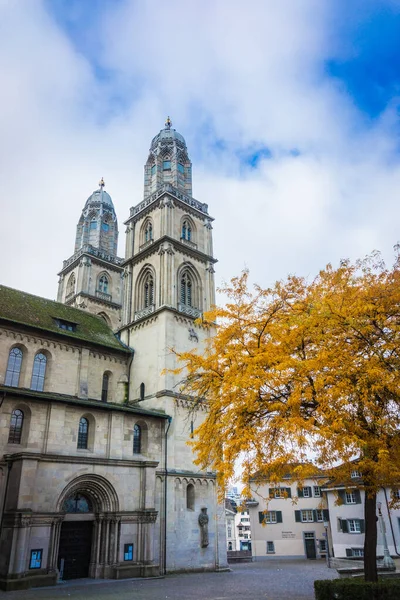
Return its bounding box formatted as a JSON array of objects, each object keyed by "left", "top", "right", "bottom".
[
  {"left": 178, "top": 303, "right": 202, "bottom": 319},
  {"left": 180, "top": 237, "right": 197, "bottom": 249},
  {"left": 134, "top": 304, "right": 155, "bottom": 321},
  {"left": 139, "top": 239, "right": 154, "bottom": 252},
  {"left": 96, "top": 290, "right": 112, "bottom": 302}
]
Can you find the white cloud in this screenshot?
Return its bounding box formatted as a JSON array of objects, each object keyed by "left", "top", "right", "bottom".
[{"left": 1, "top": 0, "right": 400, "bottom": 303}]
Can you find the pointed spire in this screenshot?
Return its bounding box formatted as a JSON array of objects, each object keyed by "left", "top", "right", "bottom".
[
  {"left": 99, "top": 177, "right": 105, "bottom": 188},
  {"left": 165, "top": 116, "right": 172, "bottom": 130}
]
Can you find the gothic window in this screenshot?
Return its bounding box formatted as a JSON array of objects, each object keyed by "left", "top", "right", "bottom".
[
  {"left": 151, "top": 164, "right": 156, "bottom": 175},
  {"left": 181, "top": 220, "right": 192, "bottom": 241},
  {"left": 8, "top": 409, "right": 24, "bottom": 444},
  {"left": 163, "top": 160, "right": 171, "bottom": 171},
  {"left": 180, "top": 272, "right": 192, "bottom": 307},
  {"left": 102, "top": 373, "right": 109, "bottom": 402},
  {"left": 144, "top": 221, "right": 153, "bottom": 243},
  {"left": 77, "top": 417, "right": 89, "bottom": 449},
  {"left": 30, "top": 353, "right": 47, "bottom": 392},
  {"left": 5, "top": 347, "right": 23, "bottom": 387},
  {"left": 90, "top": 220, "right": 97, "bottom": 230},
  {"left": 67, "top": 273, "right": 75, "bottom": 297},
  {"left": 102, "top": 222, "right": 109, "bottom": 232},
  {"left": 62, "top": 493, "right": 93, "bottom": 513},
  {"left": 187, "top": 483, "right": 195, "bottom": 510},
  {"left": 133, "top": 424, "right": 141, "bottom": 454},
  {"left": 144, "top": 275, "right": 154, "bottom": 307},
  {"left": 178, "top": 163, "right": 185, "bottom": 174},
  {"left": 140, "top": 382, "right": 145, "bottom": 401},
  {"left": 98, "top": 275, "right": 109, "bottom": 293}
]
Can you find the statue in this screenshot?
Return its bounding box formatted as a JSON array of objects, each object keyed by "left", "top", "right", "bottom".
[{"left": 198, "top": 507, "right": 209, "bottom": 548}]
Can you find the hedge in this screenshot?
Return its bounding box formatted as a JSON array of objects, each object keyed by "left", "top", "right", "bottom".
[{"left": 314, "top": 578, "right": 400, "bottom": 600}]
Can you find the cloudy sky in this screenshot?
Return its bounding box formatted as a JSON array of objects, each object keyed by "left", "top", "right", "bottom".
[{"left": 1, "top": 0, "right": 400, "bottom": 300}]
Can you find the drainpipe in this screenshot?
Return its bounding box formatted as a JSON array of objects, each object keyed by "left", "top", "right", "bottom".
[
  {"left": 163, "top": 416, "right": 172, "bottom": 574},
  {"left": 382, "top": 487, "right": 400, "bottom": 556}
]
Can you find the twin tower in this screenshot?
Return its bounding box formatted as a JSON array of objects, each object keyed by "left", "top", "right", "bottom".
[{"left": 57, "top": 119, "right": 217, "bottom": 472}]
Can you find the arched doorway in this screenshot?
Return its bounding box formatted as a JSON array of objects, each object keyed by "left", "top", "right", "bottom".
[{"left": 58, "top": 493, "right": 94, "bottom": 580}]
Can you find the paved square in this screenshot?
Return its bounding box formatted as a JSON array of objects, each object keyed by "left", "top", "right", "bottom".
[{"left": 0, "top": 560, "right": 338, "bottom": 600}]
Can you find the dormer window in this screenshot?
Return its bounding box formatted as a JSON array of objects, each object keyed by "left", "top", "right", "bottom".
[
  {"left": 54, "top": 319, "right": 77, "bottom": 332},
  {"left": 163, "top": 160, "right": 171, "bottom": 171}
]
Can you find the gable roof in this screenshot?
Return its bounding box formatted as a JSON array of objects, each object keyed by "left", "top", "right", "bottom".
[{"left": 0, "top": 285, "right": 130, "bottom": 353}]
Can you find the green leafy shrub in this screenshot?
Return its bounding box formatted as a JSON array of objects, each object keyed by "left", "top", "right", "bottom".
[{"left": 314, "top": 578, "right": 400, "bottom": 600}]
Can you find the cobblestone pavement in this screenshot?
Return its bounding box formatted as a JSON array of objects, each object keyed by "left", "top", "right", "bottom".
[{"left": 0, "top": 560, "right": 339, "bottom": 600}]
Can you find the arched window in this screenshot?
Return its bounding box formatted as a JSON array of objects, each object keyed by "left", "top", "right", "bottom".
[
  {"left": 144, "top": 221, "right": 153, "bottom": 242},
  {"left": 182, "top": 220, "right": 192, "bottom": 241},
  {"left": 62, "top": 493, "right": 93, "bottom": 513},
  {"left": 133, "top": 424, "right": 141, "bottom": 454},
  {"left": 140, "top": 382, "right": 145, "bottom": 401},
  {"left": 102, "top": 373, "right": 109, "bottom": 402},
  {"left": 77, "top": 417, "right": 89, "bottom": 449},
  {"left": 187, "top": 483, "right": 195, "bottom": 510},
  {"left": 30, "top": 353, "right": 47, "bottom": 392},
  {"left": 98, "top": 275, "right": 109, "bottom": 294},
  {"left": 180, "top": 272, "right": 192, "bottom": 307},
  {"left": 67, "top": 273, "right": 75, "bottom": 297},
  {"left": 144, "top": 275, "right": 154, "bottom": 308},
  {"left": 8, "top": 409, "right": 24, "bottom": 444},
  {"left": 5, "top": 347, "right": 23, "bottom": 387}
]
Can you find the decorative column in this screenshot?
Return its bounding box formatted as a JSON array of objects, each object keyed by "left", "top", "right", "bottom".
[
  {"left": 47, "top": 517, "right": 63, "bottom": 572},
  {"left": 12, "top": 515, "right": 31, "bottom": 574}
]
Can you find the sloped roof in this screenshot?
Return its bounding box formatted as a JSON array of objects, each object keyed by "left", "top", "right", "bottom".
[{"left": 0, "top": 285, "right": 129, "bottom": 353}]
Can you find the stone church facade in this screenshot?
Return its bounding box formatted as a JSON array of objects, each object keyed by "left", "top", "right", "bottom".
[{"left": 0, "top": 120, "right": 227, "bottom": 590}]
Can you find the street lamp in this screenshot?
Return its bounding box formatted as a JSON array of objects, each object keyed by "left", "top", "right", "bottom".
[
  {"left": 323, "top": 521, "right": 330, "bottom": 568},
  {"left": 377, "top": 501, "right": 396, "bottom": 571}
]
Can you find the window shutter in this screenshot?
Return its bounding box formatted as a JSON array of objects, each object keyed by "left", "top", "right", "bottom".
[
  {"left": 269, "top": 488, "right": 274, "bottom": 498},
  {"left": 295, "top": 510, "right": 301, "bottom": 523},
  {"left": 338, "top": 490, "right": 345, "bottom": 504},
  {"left": 258, "top": 512, "right": 264, "bottom": 524},
  {"left": 323, "top": 509, "right": 330, "bottom": 522},
  {"left": 341, "top": 519, "right": 349, "bottom": 533},
  {"left": 297, "top": 488, "right": 304, "bottom": 498},
  {"left": 312, "top": 510, "right": 317, "bottom": 522},
  {"left": 345, "top": 548, "right": 352, "bottom": 557},
  {"left": 354, "top": 490, "right": 361, "bottom": 504},
  {"left": 359, "top": 520, "right": 365, "bottom": 534},
  {"left": 286, "top": 488, "right": 292, "bottom": 498},
  {"left": 276, "top": 511, "right": 283, "bottom": 523}
]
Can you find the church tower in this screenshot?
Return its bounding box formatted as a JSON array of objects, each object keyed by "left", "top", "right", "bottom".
[
  {"left": 120, "top": 119, "right": 226, "bottom": 573},
  {"left": 57, "top": 179, "right": 124, "bottom": 330}
]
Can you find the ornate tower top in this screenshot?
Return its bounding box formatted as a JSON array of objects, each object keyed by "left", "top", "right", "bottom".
[
  {"left": 144, "top": 119, "right": 192, "bottom": 198},
  {"left": 74, "top": 180, "right": 119, "bottom": 258}
]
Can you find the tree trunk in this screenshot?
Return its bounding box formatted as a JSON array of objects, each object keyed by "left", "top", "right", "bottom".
[{"left": 363, "top": 490, "right": 378, "bottom": 582}]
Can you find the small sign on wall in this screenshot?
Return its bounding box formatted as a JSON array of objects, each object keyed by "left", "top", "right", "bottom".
[
  {"left": 29, "top": 549, "right": 42, "bottom": 569},
  {"left": 282, "top": 532, "right": 296, "bottom": 539}
]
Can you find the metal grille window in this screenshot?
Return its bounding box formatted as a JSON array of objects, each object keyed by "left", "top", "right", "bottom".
[
  {"left": 101, "top": 373, "right": 109, "bottom": 402},
  {"left": 180, "top": 272, "right": 192, "bottom": 306},
  {"left": 5, "top": 347, "right": 23, "bottom": 387},
  {"left": 267, "top": 541, "right": 275, "bottom": 553},
  {"left": 30, "top": 353, "right": 47, "bottom": 392},
  {"left": 77, "top": 417, "right": 89, "bottom": 449},
  {"left": 133, "top": 424, "right": 141, "bottom": 454},
  {"left": 8, "top": 409, "right": 24, "bottom": 444},
  {"left": 98, "top": 275, "right": 109, "bottom": 293},
  {"left": 319, "top": 539, "right": 327, "bottom": 552}
]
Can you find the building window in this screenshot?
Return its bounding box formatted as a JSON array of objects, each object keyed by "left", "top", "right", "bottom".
[
  {"left": 314, "top": 486, "right": 321, "bottom": 498},
  {"left": 180, "top": 272, "right": 192, "bottom": 306},
  {"left": 352, "top": 548, "right": 364, "bottom": 557},
  {"left": 266, "top": 512, "right": 277, "bottom": 524},
  {"left": 62, "top": 493, "right": 92, "bottom": 513},
  {"left": 187, "top": 483, "right": 195, "bottom": 510},
  {"left": 54, "top": 318, "right": 76, "bottom": 331},
  {"left": 178, "top": 163, "right": 185, "bottom": 174},
  {"left": 163, "top": 160, "right": 171, "bottom": 170},
  {"left": 140, "top": 382, "right": 145, "bottom": 401},
  {"left": 301, "top": 510, "right": 314, "bottom": 523},
  {"left": 90, "top": 220, "right": 97, "bottom": 230},
  {"left": 29, "top": 549, "right": 42, "bottom": 570},
  {"left": 348, "top": 519, "right": 361, "bottom": 533},
  {"left": 228, "top": 542, "right": 232, "bottom": 550},
  {"left": 101, "top": 373, "right": 109, "bottom": 402},
  {"left": 274, "top": 489, "right": 284, "bottom": 499},
  {"left": 133, "top": 424, "right": 141, "bottom": 453},
  {"left": 346, "top": 492, "right": 356, "bottom": 504},
  {"left": 66, "top": 273, "right": 75, "bottom": 296},
  {"left": 8, "top": 409, "right": 24, "bottom": 444},
  {"left": 144, "top": 221, "right": 153, "bottom": 242},
  {"left": 102, "top": 222, "right": 109, "bottom": 232},
  {"left": 182, "top": 220, "right": 192, "bottom": 241},
  {"left": 144, "top": 275, "right": 154, "bottom": 307},
  {"left": 124, "top": 544, "right": 134, "bottom": 561},
  {"left": 151, "top": 164, "right": 156, "bottom": 175},
  {"left": 393, "top": 489, "right": 400, "bottom": 500},
  {"left": 319, "top": 539, "right": 327, "bottom": 552},
  {"left": 98, "top": 275, "right": 109, "bottom": 293},
  {"left": 351, "top": 470, "right": 361, "bottom": 478},
  {"left": 77, "top": 417, "right": 89, "bottom": 449},
  {"left": 30, "top": 353, "right": 47, "bottom": 392},
  {"left": 303, "top": 487, "right": 311, "bottom": 498},
  {"left": 5, "top": 347, "right": 23, "bottom": 387},
  {"left": 267, "top": 541, "right": 275, "bottom": 554},
  {"left": 227, "top": 527, "right": 232, "bottom": 537},
  {"left": 316, "top": 510, "right": 324, "bottom": 522}
]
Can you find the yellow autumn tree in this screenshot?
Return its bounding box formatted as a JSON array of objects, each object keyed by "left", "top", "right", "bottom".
[{"left": 174, "top": 250, "right": 400, "bottom": 582}]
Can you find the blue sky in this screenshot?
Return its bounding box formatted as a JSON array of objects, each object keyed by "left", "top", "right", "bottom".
[{"left": 2, "top": 0, "right": 400, "bottom": 298}]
